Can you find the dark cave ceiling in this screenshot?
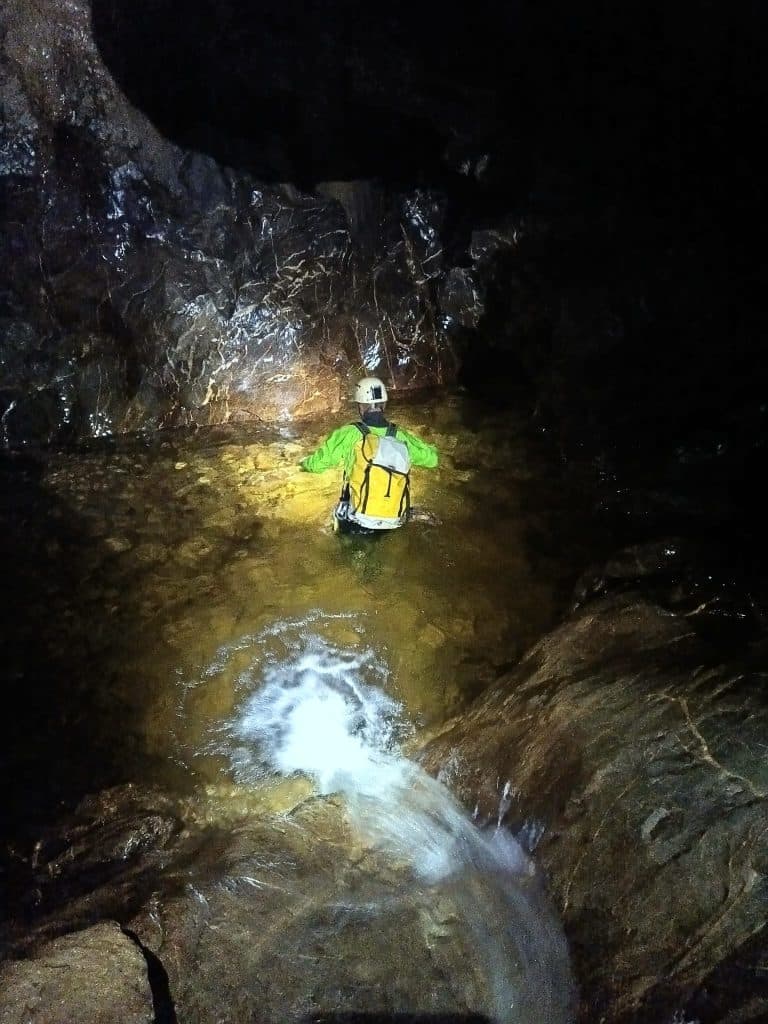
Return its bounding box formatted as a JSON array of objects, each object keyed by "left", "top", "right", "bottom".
[{"left": 91, "top": 0, "right": 756, "bottom": 213}]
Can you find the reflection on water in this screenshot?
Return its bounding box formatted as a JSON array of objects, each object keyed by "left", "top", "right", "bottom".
[{"left": 1, "top": 395, "right": 594, "bottom": 814}]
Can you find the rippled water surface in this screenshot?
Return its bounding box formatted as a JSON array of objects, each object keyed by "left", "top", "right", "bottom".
[{"left": 2, "top": 394, "right": 595, "bottom": 821}]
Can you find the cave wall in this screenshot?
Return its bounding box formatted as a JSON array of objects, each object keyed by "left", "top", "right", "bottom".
[
  {"left": 0, "top": 0, "right": 481, "bottom": 443},
  {"left": 3, "top": 0, "right": 760, "bottom": 466}
]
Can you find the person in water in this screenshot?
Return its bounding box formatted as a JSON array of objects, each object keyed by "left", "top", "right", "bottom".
[{"left": 299, "top": 376, "right": 438, "bottom": 534}]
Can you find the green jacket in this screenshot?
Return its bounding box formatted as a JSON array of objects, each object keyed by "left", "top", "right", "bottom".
[{"left": 300, "top": 421, "right": 438, "bottom": 476}]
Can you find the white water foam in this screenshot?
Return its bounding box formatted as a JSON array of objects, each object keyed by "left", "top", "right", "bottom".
[
  {"left": 205, "top": 629, "right": 522, "bottom": 880},
  {"left": 195, "top": 620, "right": 576, "bottom": 1022}
]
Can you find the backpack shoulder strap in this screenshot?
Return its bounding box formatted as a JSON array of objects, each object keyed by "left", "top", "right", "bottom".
[
  {"left": 352, "top": 421, "right": 369, "bottom": 436},
  {"left": 386, "top": 422, "right": 397, "bottom": 437}
]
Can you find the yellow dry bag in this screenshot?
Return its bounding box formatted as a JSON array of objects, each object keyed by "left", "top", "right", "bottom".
[{"left": 345, "top": 423, "right": 411, "bottom": 530}]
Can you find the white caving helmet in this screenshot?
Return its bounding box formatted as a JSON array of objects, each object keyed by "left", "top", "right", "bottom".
[{"left": 354, "top": 376, "right": 388, "bottom": 405}]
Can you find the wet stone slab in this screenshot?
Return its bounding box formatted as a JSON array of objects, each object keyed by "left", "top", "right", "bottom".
[{"left": 418, "top": 592, "right": 768, "bottom": 1023}]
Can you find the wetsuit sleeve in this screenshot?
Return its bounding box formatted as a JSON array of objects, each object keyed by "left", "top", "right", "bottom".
[
  {"left": 396, "top": 428, "right": 439, "bottom": 469},
  {"left": 299, "top": 424, "right": 358, "bottom": 472}
]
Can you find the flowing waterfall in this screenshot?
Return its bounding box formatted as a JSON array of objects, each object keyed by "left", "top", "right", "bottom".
[{"left": 194, "top": 620, "right": 576, "bottom": 1023}]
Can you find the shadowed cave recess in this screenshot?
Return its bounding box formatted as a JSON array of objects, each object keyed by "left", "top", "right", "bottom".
[{"left": 1, "top": 2, "right": 767, "bottom": 1023}]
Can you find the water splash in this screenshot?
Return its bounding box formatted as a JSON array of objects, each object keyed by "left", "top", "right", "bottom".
[
  {"left": 196, "top": 621, "right": 576, "bottom": 1022},
  {"left": 230, "top": 640, "right": 406, "bottom": 798}
]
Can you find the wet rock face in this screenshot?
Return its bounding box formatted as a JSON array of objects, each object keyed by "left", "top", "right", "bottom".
[
  {"left": 3, "top": 0, "right": 757, "bottom": 469},
  {"left": 418, "top": 591, "right": 768, "bottom": 1023},
  {"left": 0, "top": 921, "right": 154, "bottom": 1024},
  {"left": 0, "top": 0, "right": 468, "bottom": 444},
  {"left": 0, "top": 784, "right": 573, "bottom": 1024}
]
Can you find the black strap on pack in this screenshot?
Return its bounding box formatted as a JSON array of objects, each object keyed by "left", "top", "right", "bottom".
[{"left": 352, "top": 420, "right": 397, "bottom": 434}]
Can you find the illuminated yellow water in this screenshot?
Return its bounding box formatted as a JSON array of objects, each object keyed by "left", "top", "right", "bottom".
[{"left": 7, "top": 394, "right": 594, "bottom": 813}]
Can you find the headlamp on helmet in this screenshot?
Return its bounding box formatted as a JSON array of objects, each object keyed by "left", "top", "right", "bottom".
[{"left": 354, "top": 377, "right": 388, "bottom": 404}]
